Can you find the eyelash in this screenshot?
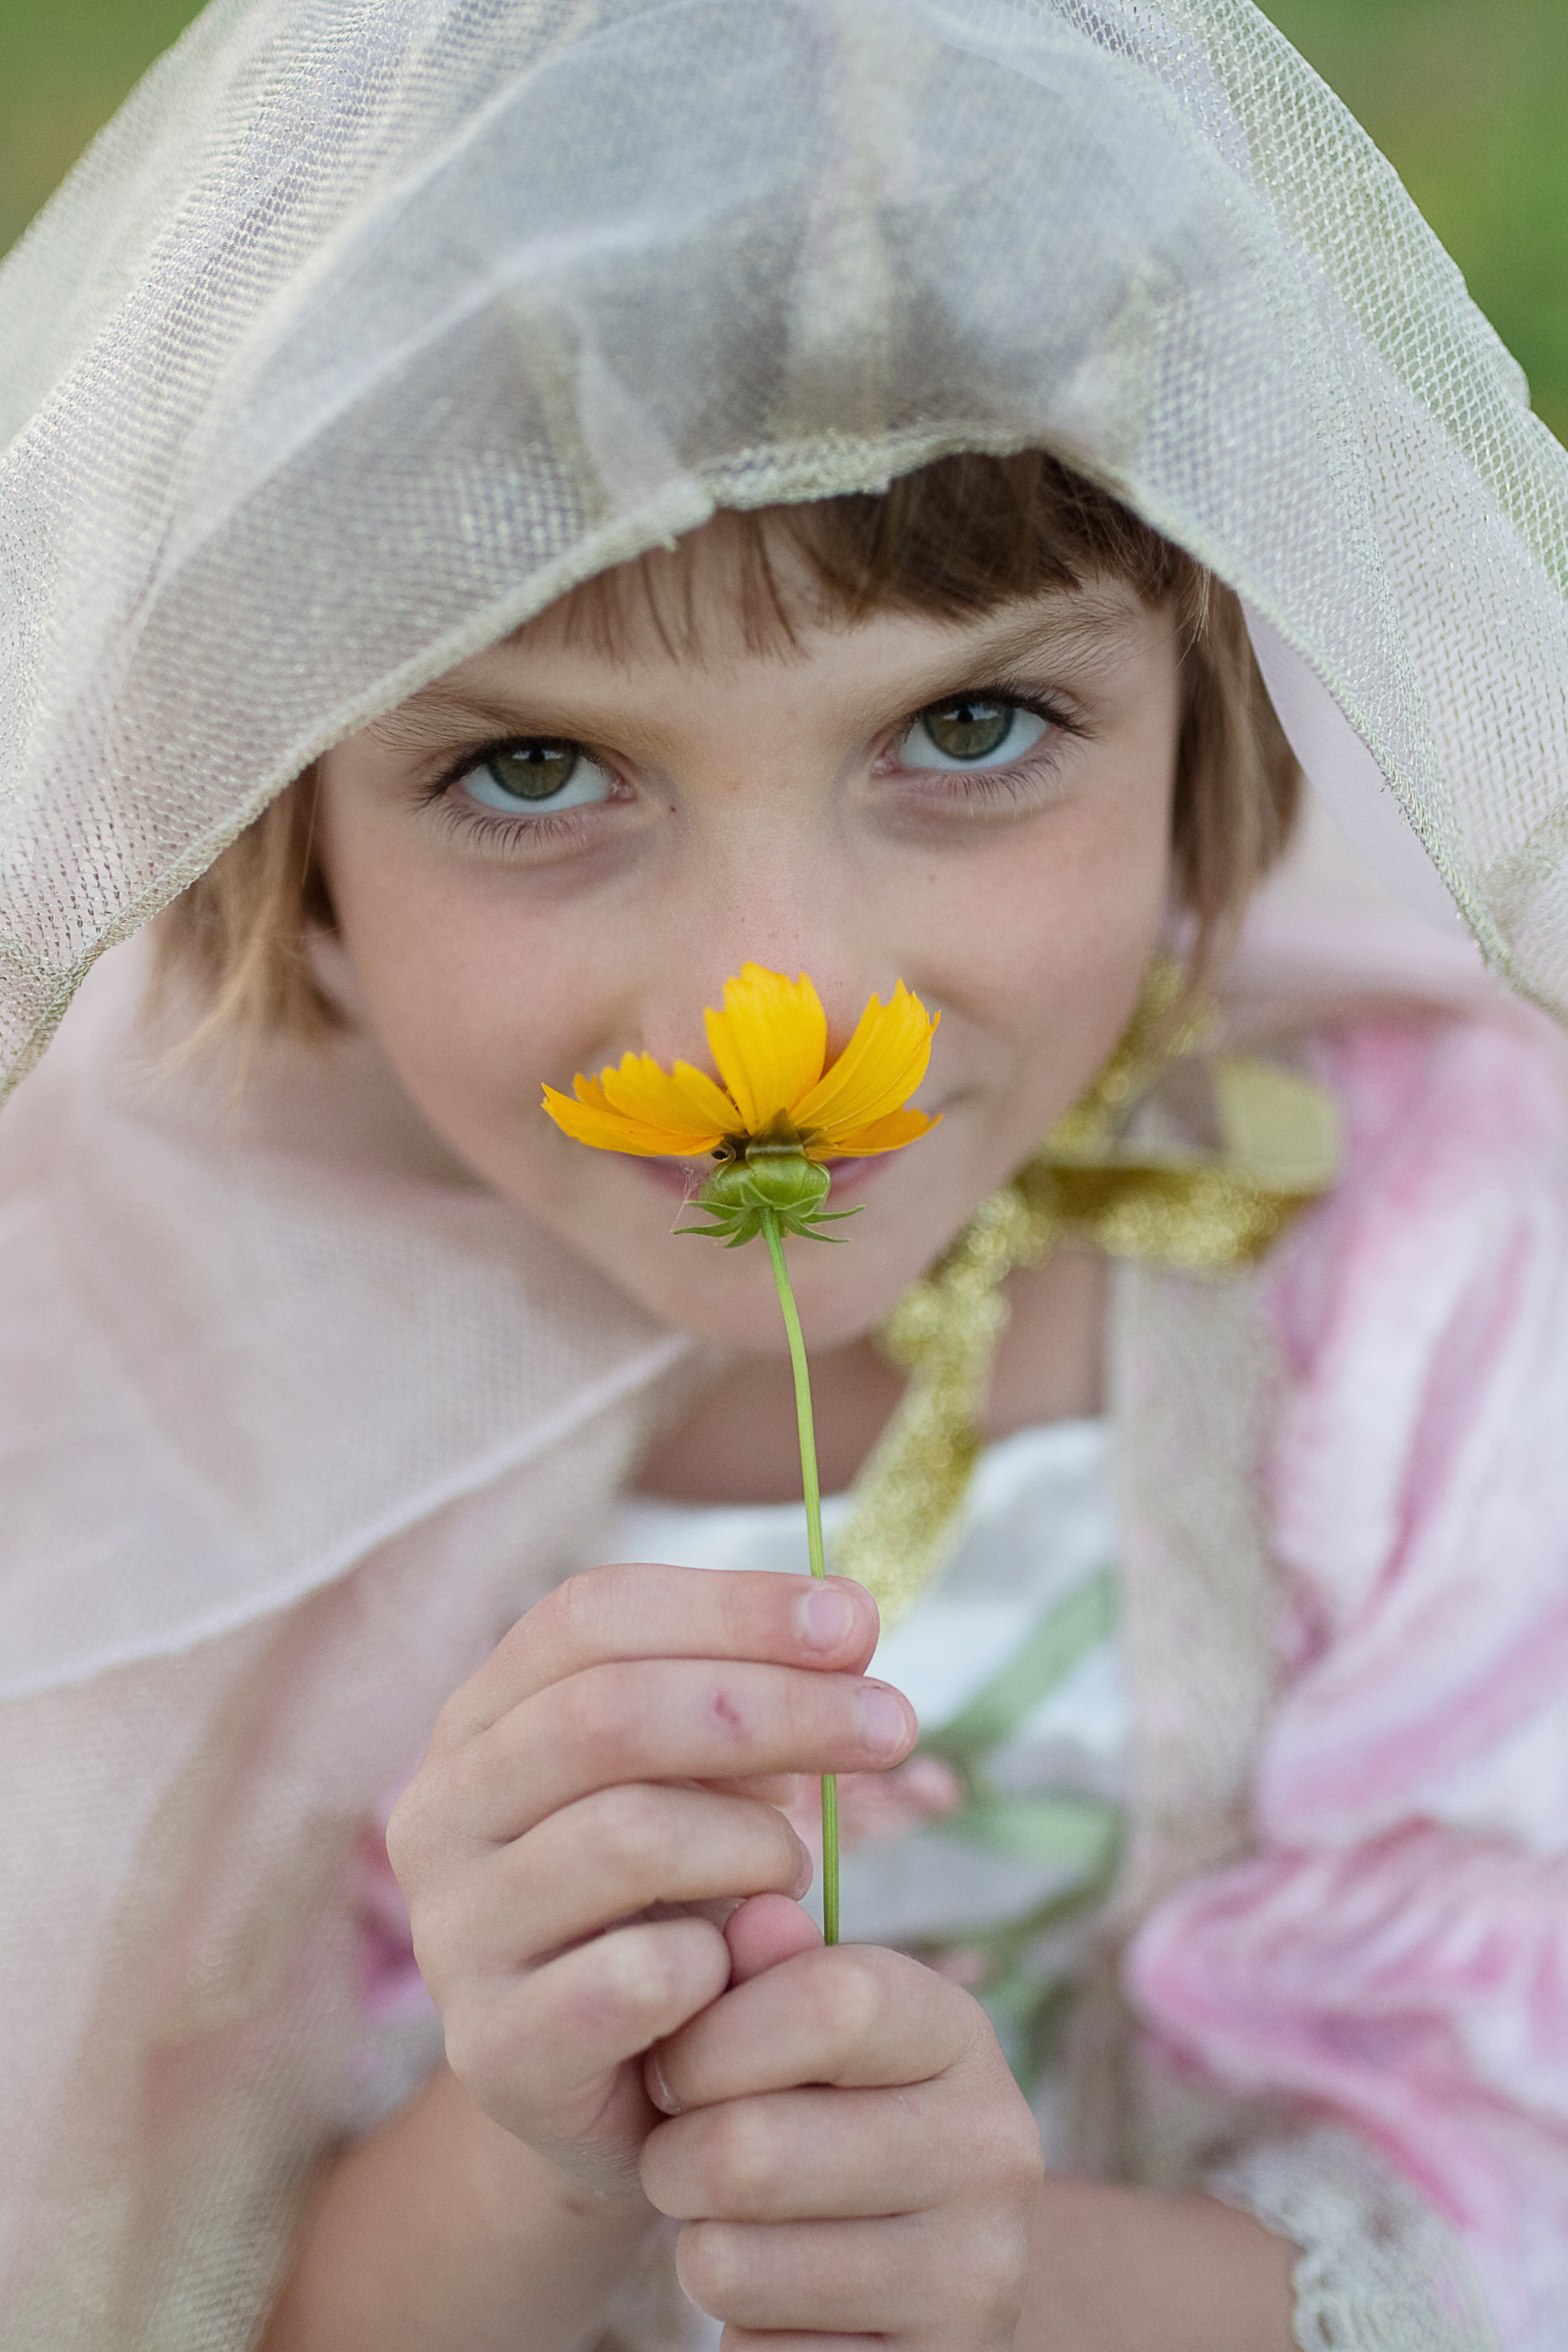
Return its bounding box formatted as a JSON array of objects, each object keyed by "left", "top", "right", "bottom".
[
  {"left": 417, "top": 737, "right": 618, "bottom": 858},
  {"left": 427, "top": 801, "right": 598, "bottom": 857},
  {"left": 891, "top": 690, "right": 1083, "bottom": 802},
  {"left": 420, "top": 688, "right": 1084, "bottom": 854}
]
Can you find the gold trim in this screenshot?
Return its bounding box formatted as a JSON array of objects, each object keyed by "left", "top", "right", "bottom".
[{"left": 832, "top": 963, "right": 1339, "bottom": 1623}]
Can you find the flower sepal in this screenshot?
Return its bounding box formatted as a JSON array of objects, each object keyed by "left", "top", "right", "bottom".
[{"left": 676, "top": 1126, "right": 861, "bottom": 1248}]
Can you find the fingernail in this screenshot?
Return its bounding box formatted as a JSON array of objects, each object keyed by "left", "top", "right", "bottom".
[
  {"left": 798, "top": 1582, "right": 857, "bottom": 1650},
  {"left": 647, "top": 2049, "right": 683, "bottom": 2115},
  {"left": 792, "top": 1841, "right": 814, "bottom": 1898},
  {"left": 858, "top": 1682, "right": 913, "bottom": 1757}
]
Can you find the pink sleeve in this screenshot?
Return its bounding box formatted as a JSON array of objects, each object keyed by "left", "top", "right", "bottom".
[{"left": 1127, "top": 1012, "right": 1568, "bottom": 2352}]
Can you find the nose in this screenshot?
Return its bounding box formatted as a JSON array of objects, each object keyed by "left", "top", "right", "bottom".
[
  {"left": 628, "top": 809, "right": 900, "bottom": 1067},
  {"left": 641, "top": 922, "right": 897, "bottom": 1077}
]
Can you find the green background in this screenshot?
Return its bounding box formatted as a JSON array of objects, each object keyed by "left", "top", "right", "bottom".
[{"left": 3, "top": 0, "right": 1566, "bottom": 439}]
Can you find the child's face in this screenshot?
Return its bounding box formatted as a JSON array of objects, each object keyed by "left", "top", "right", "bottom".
[{"left": 317, "top": 525, "right": 1181, "bottom": 1350}]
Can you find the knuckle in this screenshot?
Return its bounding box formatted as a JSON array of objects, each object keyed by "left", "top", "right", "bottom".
[
  {"left": 588, "top": 1779, "right": 669, "bottom": 1875},
  {"left": 813, "top": 1948, "right": 887, "bottom": 2045},
  {"left": 783, "top": 1660, "right": 844, "bottom": 1751},
  {"left": 554, "top": 1559, "right": 650, "bottom": 1650},
  {"left": 969, "top": 2208, "right": 1036, "bottom": 2328},
  {"left": 439, "top": 2003, "right": 485, "bottom": 2092},
  {"left": 719, "top": 1567, "right": 775, "bottom": 1653},
  {"left": 423, "top": 1678, "right": 476, "bottom": 1756},
  {"left": 703, "top": 2101, "right": 784, "bottom": 2209},
  {"left": 904, "top": 2210, "right": 1031, "bottom": 2338},
  {"left": 948, "top": 2087, "right": 1043, "bottom": 2201},
  {"left": 551, "top": 1561, "right": 608, "bottom": 1645},
  {"left": 1001, "top": 2106, "right": 1048, "bottom": 2195},
  {"left": 406, "top": 1873, "right": 483, "bottom": 1986},
  {"left": 963, "top": 2072, "right": 1045, "bottom": 2191},
  {"left": 382, "top": 1788, "right": 421, "bottom": 1885},
  {"left": 384, "top": 1769, "right": 445, "bottom": 1892},
  {"left": 471, "top": 1608, "right": 535, "bottom": 1703},
  {"left": 583, "top": 1924, "right": 698, "bottom": 2033},
  {"left": 552, "top": 1666, "right": 627, "bottom": 1771},
  {"left": 675, "top": 2219, "right": 740, "bottom": 2311},
  {"left": 511, "top": 1565, "right": 602, "bottom": 1685},
  {"left": 760, "top": 1797, "right": 806, "bottom": 1875},
  {"left": 440, "top": 1990, "right": 517, "bottom": 2106}
]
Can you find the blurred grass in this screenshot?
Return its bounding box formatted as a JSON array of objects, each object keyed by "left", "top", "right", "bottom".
[
  {"left": 0, "top": 2, "right": 205, "bottom": 253},
  {"left": 1, "top": 0, "right": 1564, "bottom": 439},
  {"left": 1263, "top": 0, "right": 1568, "bottom": 439}
]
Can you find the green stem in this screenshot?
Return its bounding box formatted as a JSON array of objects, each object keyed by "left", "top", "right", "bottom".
[{"left": 760, "top": 1206, "right": 839, "bottom": 1947}]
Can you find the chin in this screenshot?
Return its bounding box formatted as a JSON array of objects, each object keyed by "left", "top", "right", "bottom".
[
  {"left": 562, "top": 1225, "right": 892, "bottom": 1351},
  {"left": 685, "top": 1238, "right": 927, "bottom": 1351},
  {"left": 533, "top": 1125, "right": 987, "bottom": 1350}
]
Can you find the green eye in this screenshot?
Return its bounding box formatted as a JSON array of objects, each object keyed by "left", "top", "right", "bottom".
[
  {"left": 460, "top": 740, "right": 615, "bottom": 815},
  {"left": 921, "top": 698, "right": 1012, "bottom": 760},
  {"left": 903, "top": 698, "right": 1048, "bottom": 770},
  {"left": 482, "top": 742, "right": 580, "bottom": 801}
]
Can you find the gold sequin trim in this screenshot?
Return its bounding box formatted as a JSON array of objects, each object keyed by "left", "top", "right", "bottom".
[{"left": 832, "top": 961, "right": 1340, "bottom": 1623}]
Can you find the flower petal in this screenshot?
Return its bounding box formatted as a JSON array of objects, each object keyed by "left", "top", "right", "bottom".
[
  {"left": 705, "top": 964, "right": 827, "bottom": 1133},
  {"left": 808, "top": 1105, "right": 942, "bottom": 1158},
  {"left": 541, "top": 1085, "right": 673, "bottom": 1155},
  {"left": 794, "top": 980, "right": 938, "bottom": 1144},
  {"left": 601, "top": 1053, "right": 738, "bottom": 1142},
  {"left": 541, "top": 1053, "right": 733, "bottom": 1156}
]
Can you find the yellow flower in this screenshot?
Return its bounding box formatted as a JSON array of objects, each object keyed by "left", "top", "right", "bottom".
[
  {"left": 541, "top": 963, "right": 940, "bottom": 1162},
  {"left": 543, "top": 966, "right": 935, "bottom": 1932}
]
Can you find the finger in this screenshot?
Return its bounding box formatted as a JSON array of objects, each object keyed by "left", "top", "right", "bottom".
[
  {"left": 715, "top": 1771, "right": 804, "bottom": 1807},
  {"left": 718, "top": 2335, "right": 866, "bottom": 2351},
  {"left": 723, "top": 1892, "right": 823, "bottom": 1984},
  {"left": 646, "top": 2081, "right": 987, "bottom": 2219},
  {"left": 425, "top": 1787, "right": 810, "bottom": 1973},
  {"left": 644, "top": 1894, "right": 821, "bottom": 2122},
  {"left": 438, "top": 1566, "right": 878, "bottom": 1740},
  {"left": 655, "top": 1943, "right": 976, "bottom": 2108},
  {"left": 679, "top": 2210, "right": 1024, "bottom": 2340},
  {"left": 447, "top": 1660, "right": 915, "bottom": 1845},
  {"left": 445, "top": 1916, "right": 729, "bottom": 2135}
]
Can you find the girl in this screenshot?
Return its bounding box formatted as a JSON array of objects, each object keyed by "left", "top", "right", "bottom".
[{"left": 4, "top": 3, "right": 1568, "bottom": 2349}]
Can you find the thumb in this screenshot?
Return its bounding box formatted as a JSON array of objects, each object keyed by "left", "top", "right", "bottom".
[
  {"left": 641, "top": 1895, "right": 824, "bottom": 2117},
  {"left": 723, "top": 1890, "right": 824, "bottom": 1984}
]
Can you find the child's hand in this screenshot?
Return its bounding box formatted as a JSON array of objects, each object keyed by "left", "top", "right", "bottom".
[
  {"left": 385, "top": 1563, "right": 913, "bottom": 2202},
  {"left": 640, "top": 1893, "right": 1045, "bottom": 2348}
]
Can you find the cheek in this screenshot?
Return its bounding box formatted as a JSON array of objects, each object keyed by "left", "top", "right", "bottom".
[
  {"left": 318, "top": 805, "right": 602, "bottom": 1162},
  {"left": 915, "top": 765, "right": 1174, "bottom": 1077}
]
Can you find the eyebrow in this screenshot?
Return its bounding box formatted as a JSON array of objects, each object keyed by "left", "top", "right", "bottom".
[
  {"left": 369, "top": 583, "right": 1150, "bottom": 752},
  {"left": 368, "top": 684, "right": 549, "bottom": 755},
  {"left": 972, "top": 589, "right": 1145, "bottom": 660},
  {"left": 894, "top": 592, "right": 1149, "bottom": 702}
]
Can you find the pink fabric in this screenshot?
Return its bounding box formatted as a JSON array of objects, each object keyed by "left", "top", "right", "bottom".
[{"left": 1130, "top": 1010, "right": 1568, "bottom": 2351}]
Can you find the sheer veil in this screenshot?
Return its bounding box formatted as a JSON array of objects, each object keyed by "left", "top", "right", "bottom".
[
  {"left": 3, "top": 5, "right": 1566, "bottom": 2346},
  {"left": 3, "top": 0, "right": 1568, "bottom": 1110}
]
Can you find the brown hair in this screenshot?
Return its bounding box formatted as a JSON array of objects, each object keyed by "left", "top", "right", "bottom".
[{"left": 158, "top": 450, "right": 1299, "bottom": 1048}]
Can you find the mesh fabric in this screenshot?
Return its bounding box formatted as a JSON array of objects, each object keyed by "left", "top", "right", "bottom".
[
  {"left": 1, "top": 7, "right": 1563, "bottom": 2344},
  {"left": 3, "top": 0, "right": 1568, "bottom": 1104}
]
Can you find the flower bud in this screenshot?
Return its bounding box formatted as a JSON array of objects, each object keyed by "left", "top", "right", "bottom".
[{"left": 694, "top": 1143, "right": 833, "bottom": 1241}]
